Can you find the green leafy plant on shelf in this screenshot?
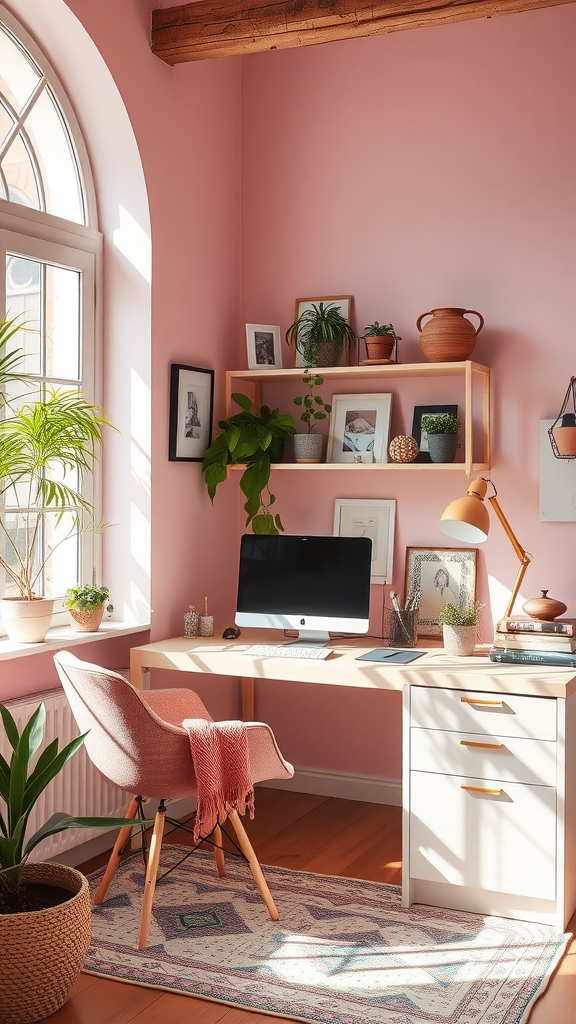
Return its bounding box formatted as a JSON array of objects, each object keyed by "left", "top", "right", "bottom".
[
  {"left": 362, "top": 322, "right": 402, "bottom": 341},
  {"left": 202, "top": 393, "right": 295, "bottom": 535},
  {"left": 293, "top": 373, "right": 332, "bottom": 434},
  {"left": 63, "top": 584, "right": 113, "bottom": 615},
  {"left": 420, "top": 412, "right": 461, "bottom": 435},
  {"left": 437, "top": 600, "right": 484, "bottom": 627},
  {"left": 285, "top": 302, "right": 356, "bottom": 367},
  {"left": 0, "top": 702, "right": 149, "bottom": 912}
]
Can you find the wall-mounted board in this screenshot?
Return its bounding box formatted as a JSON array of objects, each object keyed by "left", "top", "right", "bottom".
[{"left": 539, "top": 420, "right": 576, "bottom": 522}]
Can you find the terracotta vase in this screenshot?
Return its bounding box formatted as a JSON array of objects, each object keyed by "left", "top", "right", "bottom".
[
  {"left": 522, "top": 590, "right": 567, "bottom": 621},
  {"left": 417, "top": 307, "right": 484, "bottom": 362},
  {"left": 365, "top": 337, "right": 394, "bottom": 361}
]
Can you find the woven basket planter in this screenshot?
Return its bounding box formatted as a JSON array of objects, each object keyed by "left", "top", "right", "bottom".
[
  {"left": 69, "top": 602, "right": 105, "bottom": 632},
  {"left": 0, "top": 863, "right": 92, "bottom": 1024}
]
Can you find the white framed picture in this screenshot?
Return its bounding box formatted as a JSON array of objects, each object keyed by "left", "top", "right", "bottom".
[
  {"left": 334, "top": 498, "right": 396, "bottom": 584},
  {"left": 327, "top": 393, "right": 393, "bottom": 464},
  {"left": 245, "top": 324, "right": 282, "bottom": 369}
]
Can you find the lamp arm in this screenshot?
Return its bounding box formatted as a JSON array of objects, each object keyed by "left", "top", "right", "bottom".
[{"left": 487, "top": 494, "right": 531, "bottom": 618}]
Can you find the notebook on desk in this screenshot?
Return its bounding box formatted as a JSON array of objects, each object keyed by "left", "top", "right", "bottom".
[{"left": 355, "top": 649, "right": 426, "bottom": 664}]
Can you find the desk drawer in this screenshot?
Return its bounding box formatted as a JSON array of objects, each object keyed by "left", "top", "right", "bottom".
[
  {"left": 410, "top": 727, "right": 557, "bottom": 787},
  {"left": 409, "top": 770, "right": 556, "bottom": 900},
  {"left": 410, "top": 686, "right": 557, "bottom": 741}
]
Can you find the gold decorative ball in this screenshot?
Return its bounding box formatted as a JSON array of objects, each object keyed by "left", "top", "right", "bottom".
[{"left": 389, "top": 435, "right": 419, "bottom": 463}]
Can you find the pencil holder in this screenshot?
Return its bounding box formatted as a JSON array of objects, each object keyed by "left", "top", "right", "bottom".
[
  {"left": 199, "top": 615, "right": 214, "bottom": 637},
  {"left": 382, "top": 607, "right": 418, "bottom": 648}
]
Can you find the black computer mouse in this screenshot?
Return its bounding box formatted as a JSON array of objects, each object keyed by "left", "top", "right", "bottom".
[{"left": 222, "top": 626, "right": 241, "bottom": 640}]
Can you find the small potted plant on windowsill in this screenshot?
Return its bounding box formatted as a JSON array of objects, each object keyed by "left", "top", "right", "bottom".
[
  {"left": 63, "top": 584, "right": 113, "bottom": 633},
  {"left": 361, "top": 322, "right": 401, "bottom": 362},
  {"left": 438, "top": 600, "right": 484, "bottom": 657},
  {"left": 420, "top": 412, "right": 461, "bottom": 463},
  {"left": 292, "top": 372, "right": 332, "bottom": 463},
  {"left": 285, "top": 302, "right": 356, "bottom": 368}
]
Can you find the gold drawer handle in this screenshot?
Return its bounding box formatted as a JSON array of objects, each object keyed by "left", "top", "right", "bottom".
[
  {"left": 461, "top": 785, "right": 502, "bottom": 795},
  {"left": 460, "top": 740, "right": 504, "bottom": 749},
  {"left": 461, "top": 697, "right": 504, "bottom": 707}
]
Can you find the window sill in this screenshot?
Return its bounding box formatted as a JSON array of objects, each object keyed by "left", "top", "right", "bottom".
[{"left": 0, "top": 621, "right": 150, "bottom": 661}]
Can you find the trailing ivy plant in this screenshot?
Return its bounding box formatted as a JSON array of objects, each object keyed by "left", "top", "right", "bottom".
[
  {"left": 293, "top": 373, "right": 331, "bottom": 434},
  {"left": 202, "top": 394, "right": 295, "bottom": 535}
]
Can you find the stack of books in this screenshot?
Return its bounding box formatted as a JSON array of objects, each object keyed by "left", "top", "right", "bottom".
[{"left": 490, "top": 617, "right": 576, "bottom": 667}]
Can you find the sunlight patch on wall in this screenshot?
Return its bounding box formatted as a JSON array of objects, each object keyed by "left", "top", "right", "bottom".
[
  {"left": 131, "top": 502, "right": 150, "bottom": 577},
  {"left": 113, "top": 204, "right": 151, "bottom": 283},
  {"left": 488, "top": 575, "right": 526, "bottom": 624}
]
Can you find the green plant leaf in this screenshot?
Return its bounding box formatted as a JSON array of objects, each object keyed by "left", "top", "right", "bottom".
[
  {"left": 0, "top": 752, "right": 10, "bottom": 803},
  {"left": 252, "top": 513, "right": 277, "bottom": 534},
  {"left": 23, "top": 812, "right": 153, "bottom": 857},
  {"left": 293, "top": 396, "right": 303, "bottom": 406},
  {"left": 232, "top": 393, "right": 252, "bottom": 413},
  {"left": 0, "top": 705, "right": 19, "bottom": 752},
  {"left": 274, "top": 514, "right": 284, "bottom": 532}
]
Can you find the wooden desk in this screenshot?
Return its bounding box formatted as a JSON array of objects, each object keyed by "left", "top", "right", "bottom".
[{"left": 130, "top": 630, "right": 576, "bottom": 930}]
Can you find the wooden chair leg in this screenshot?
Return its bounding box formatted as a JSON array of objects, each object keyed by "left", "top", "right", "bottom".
[
  {"left": 212, "top": 824, "right": 226, "bottom": 877},
  {"left": 94, "top": 796, "right": 139, "bottom": 906},
  {"left": 138, "top": 802, "right": 166, "bottom": 949},
  {"left": 227, "top": 809, "right": 278, "bottom": 921}
]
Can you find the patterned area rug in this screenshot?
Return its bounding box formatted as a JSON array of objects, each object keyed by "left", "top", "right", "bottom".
[{"left": 85, "top": 846, "right": 568, "bottom": 1024}]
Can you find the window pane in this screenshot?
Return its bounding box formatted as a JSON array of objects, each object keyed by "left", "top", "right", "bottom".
[
  {"left": 2, "top": 132, "right": 40, "bottom": 209},
  {"left": 6, "top": 253, "right": 41, "bottom": 375},
  {"left": 46, "top": 265, "right": 81, "bottom": 380},
  {"left": 25, "top": 86, "right": 84, "bottom": 223},
  {"left": 0, "top": 24, "right": 41, "bottom": 115},
  {"left": 0, "top": 99, "right": 14, "bottom": 154}
]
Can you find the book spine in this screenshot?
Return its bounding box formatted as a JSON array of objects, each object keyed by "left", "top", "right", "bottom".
[
  {"left": 497, "top": 619, "right": 574, "bottom": 636},
  {"left": 493, "top": 635, "right": 575, "bottom": 652},
  {"left": 490, "top": 648, "right": 576, "bottom": 667}
]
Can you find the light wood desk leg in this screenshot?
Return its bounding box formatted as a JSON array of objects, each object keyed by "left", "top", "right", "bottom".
[
  {"left": 130, "top": 652, "right": 150, "bottom": 690},
  {"left": 242, "top": 677, "right": 255, "bottom": 721}
]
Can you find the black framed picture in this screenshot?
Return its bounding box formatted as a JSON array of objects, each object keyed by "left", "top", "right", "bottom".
[
  {"left": 411, "top": 404, "right": 458, "bottom": 463},
  {"left": 169, "top": 364, "right": 214, "bottom": 462}
]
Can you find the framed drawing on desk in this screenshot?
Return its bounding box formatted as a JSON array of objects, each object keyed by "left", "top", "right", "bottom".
[
  {"left": 334, "top": 498, "right": 396, "bottom": 584},
  {"left": 168, "top": 364, "right": 214, "bottom": 462},
  {"left": 405, "top": 546, "right": 477, "bottom": 637}
]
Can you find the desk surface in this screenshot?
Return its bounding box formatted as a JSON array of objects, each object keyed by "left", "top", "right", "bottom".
[{"left": 130, "top": 630, "right": 576, "bottom": 699}]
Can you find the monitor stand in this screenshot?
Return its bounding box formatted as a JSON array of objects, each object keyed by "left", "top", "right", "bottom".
[{"left": 285, "top": 630, "right": 330, "bottom": 647}]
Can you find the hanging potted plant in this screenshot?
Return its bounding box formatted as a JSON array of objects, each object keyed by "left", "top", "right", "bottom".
[
  {"left": 202, "top": 393, "right": 295, "bottom": 534},
  {"left": 438, "top": 600, "right": 484, "bottom": 657},
  {"left": 292, "top": 372, "right": 332, "bottom": 463},
  {"left": 420, "top": 412, "right": 461, "bottom": 463},
  {"left": 361, "top": 322, "right": 401, "bottom": 362},
  {"left": 63, "top": 584, "right": 114, "bottom": 633},
  {"left": 0, "top": 317, "right": 112, "bottom": 643},
  {"left": 0, "top": 701, "right": 149, "bottom": 1024},
  {"left": 285, "top": 301, "right": 356, "bottom": 368}
]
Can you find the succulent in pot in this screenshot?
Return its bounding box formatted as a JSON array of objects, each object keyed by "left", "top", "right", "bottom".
[
  {"left": 438, "top": 600, "right": 484, "bottom": 657},
  {"left": 0, "top": 701, "right": 149, "bottom": 1023},
  {"left": 285, "top": 302, "right": 356, "bottom": 368},
  {"left": 362, "top": 322, "right": 401, "bottom": 362},
  {"left": 0, "top": 316, "right": 114, "bottom": 643},
  {"left": 292, "top": 372, "right": 331, "bottom": 464},
  {"left": 202, "top": 393, "right": 295, "bottom": 534},
  {"left": 420, "top": 412, "right": 461, "bottom": 464},
  {"left": 64, "top": 584, "right": 114, "bottom": 632}
]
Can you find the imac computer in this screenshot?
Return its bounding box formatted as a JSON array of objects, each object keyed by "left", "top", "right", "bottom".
[{"left": 235, "top": 534, "right": 372, "bottom": 644}]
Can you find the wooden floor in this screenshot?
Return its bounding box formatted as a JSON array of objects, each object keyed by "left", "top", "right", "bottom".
[{"left": 47, "top": 788, "right": 576, "bottom": 1024}]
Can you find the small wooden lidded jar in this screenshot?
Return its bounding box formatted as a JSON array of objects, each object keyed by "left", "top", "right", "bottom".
[{"left": 522, "top": 590, "right": 568, "bottom": 621}]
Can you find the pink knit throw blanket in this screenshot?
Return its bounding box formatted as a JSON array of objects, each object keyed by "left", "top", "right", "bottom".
[{"left": 183, "top": 718, "right": 254, "bottom": 842}]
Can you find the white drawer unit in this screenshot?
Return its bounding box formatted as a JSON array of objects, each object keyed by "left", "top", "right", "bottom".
[{"left": 403, "top": 683, "right": 576, "bottom": 930}]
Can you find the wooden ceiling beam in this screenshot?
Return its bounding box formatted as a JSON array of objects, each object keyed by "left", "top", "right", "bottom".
[{"left": 151, "top": 0, "right": 573, "bottom": 64}]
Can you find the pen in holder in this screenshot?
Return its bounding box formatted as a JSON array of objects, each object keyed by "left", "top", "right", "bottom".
[
  {"left": 382, "top": 606, "right": 418, "bottom": 648},
  {"left": 199, "top": 595, "right": 214, "bottom": 637}
]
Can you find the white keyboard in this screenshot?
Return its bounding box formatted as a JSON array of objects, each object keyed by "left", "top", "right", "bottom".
[{"left": 242, "top": 644, "right": 333, "bottom": 660}]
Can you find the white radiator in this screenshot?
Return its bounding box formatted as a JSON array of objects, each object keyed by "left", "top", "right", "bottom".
[{"left": 1, "top": 688, "right": 128, "bottom": 862}]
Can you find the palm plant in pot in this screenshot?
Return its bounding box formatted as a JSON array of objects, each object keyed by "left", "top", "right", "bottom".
[
  {"left": 202, "top": 393, "right": 295, "bottom": 534},
  {"left": 362, "top": 322, "right": 401, "bottom": 362},
  {"left": 0, "top": 317, "right": 112, "bottom": 643},
  {"left": 438, "top": 600, "right": 484, "bottom": 657},
  {"left": 420, "top": 412, "right": 461, "bottom": 463},
  {"left": 0, "top": 701, "right": 149, "bottom": 1023},
  {"left": 285, "top": 301, "right": 356, "bottom": 368},
  {"left": 292, "top": 373, "right": 331, "bottom": 463}
]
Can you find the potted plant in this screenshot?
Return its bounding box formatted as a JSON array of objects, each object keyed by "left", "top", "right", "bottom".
[
  {"left": 0, "top": 317, "right": 112, "bottom": 644},
  {"left": 202, "top": 393, "right": 295, "bottom": 534},
  {"left": 438, "top": 600, "right": 484, "bottom": 656},
  {"left": 361, "top": 322, "right": 401, "bottom": 362},
  {"left": 292, "top": 373, "right": 332, "bottom": 463},
  {"left": 0, "top": 701, "right": 149, "bottom": 1023},
  {"left": 285, "top": 301, "right": 356, "bottom": 368},
  {"left": 420, "top": 412, "right": 461, "bottom": 463},
  {"left": 63, "top": 584, "right": 113, "bottom": 633}
]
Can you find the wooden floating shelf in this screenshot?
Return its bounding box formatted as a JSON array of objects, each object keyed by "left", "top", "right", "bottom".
[{"left": 227, "top": 461, "right": 488, "bottom": 471}]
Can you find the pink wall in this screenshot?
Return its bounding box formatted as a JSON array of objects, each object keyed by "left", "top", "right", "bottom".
[{"left": 240, "top": 6, "right": 576, "bottom": 777}]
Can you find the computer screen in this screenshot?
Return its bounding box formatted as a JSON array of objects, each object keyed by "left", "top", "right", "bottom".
[{"left": 235, "top": 534, "right": 372, "bottom": 641}]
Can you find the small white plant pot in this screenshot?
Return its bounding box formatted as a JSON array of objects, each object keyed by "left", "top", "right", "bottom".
[
  {"left": 443, "top": 623, "right": 477, "bottom": 657},
  {"left": 0, "top": 596, "right": 55, "bottom": 643}
]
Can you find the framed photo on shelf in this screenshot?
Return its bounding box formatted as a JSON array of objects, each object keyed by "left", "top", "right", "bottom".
[
  {"left": 412, "top": 404, "right": 458, "bottom": 463},
  {"left": 327, "top": 393, "right": 392, "bottom": 464},
  {"left": 404, "top": 546, "right": 477, "bottom": 638},
  {"left": 333, "top": 498, "right": 396, "bottom": 584},
  {"left": 245, "top": 324, "right": 282, "bottom": 369},
  {"left": 293, "top": 296, "right": 355, "bottom": 367},
  {"left": 168, "top": 364, "right": 214, "bottom": 462}
]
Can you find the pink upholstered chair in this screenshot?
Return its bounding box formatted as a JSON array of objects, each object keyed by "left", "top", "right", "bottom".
[{"left": 52, "top": 650, "right": 294, "bottom": 948}]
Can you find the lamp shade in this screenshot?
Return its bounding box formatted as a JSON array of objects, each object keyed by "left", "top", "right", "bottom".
[{"left": 439, "top": 479, "right": 490, "bottom": 543}]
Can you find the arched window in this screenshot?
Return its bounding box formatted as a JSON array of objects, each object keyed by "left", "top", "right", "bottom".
[{"left": 0, "top": 5, "right": 102, "bottom": 618}]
